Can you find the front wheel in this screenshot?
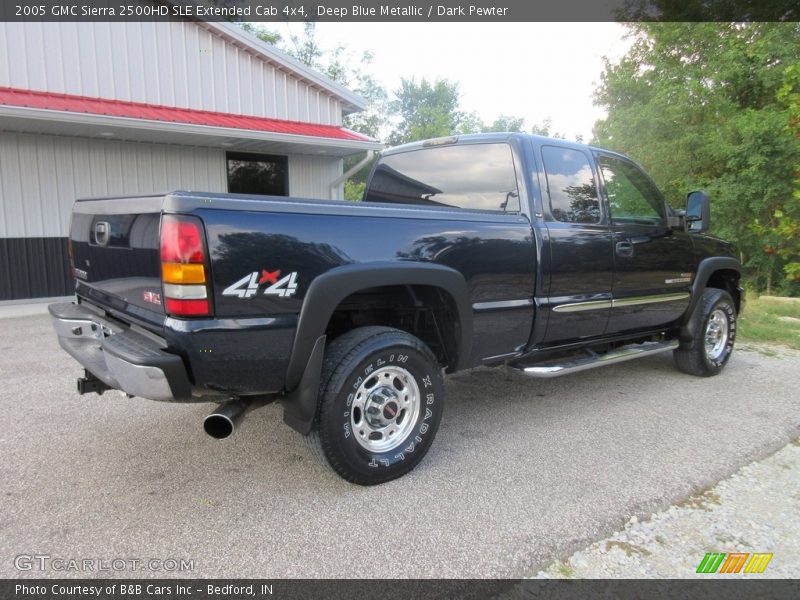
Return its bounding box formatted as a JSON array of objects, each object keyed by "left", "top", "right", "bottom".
[
  {"left": 305, "top": 326, "right": 445, "bottom": 485},
  {"left": 674, "top": 288, "right": 737, "bottom": 377}
]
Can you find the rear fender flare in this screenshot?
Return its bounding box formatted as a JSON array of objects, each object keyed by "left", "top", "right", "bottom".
[{"left": 284, "top": 261, "right": 473, "bottom": 392}]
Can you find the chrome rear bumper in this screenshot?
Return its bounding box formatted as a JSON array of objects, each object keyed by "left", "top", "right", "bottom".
[{"left": 49, "top": 302, "right": 191, "bottom": 401}]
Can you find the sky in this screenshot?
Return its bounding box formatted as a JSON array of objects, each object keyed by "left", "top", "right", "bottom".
[{"left": 280, "top": 22, "right": 634, "bottom": 142}]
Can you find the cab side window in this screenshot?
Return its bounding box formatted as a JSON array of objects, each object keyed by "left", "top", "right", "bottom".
[
  {"left": 365, "top": 143, "right": 520, "bottom": 212},
  {"left": 541, "top": 146, "right": 601, "bottom": 224},
  {"left": 597, "top": 155, "right": 665, "bottom": 224}
]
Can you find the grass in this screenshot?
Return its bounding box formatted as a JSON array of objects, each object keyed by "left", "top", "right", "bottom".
[
  {"left": 605, "top": 540, "right": 652, "bottom": 557},
  {"left": 675, "top": 488, "right": 721, "bottom": 512},
  {"left": 737, "top": 295, "right": 800, "bottom": 350},
  {"left": 556, "top": 562, "right": 575, "bottom": 578}
]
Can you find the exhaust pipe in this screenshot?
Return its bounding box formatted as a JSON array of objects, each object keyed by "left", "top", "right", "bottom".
[
  {"left": 203, "top": 398, "right": 251, "bottom": 440},
  {"left": 203, "top": 395, "right": 276, "bottom": 439}
]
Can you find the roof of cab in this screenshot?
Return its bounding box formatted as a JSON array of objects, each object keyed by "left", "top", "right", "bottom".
[{"left": 379, "top": 131, "right": 632, "bottom": 162}]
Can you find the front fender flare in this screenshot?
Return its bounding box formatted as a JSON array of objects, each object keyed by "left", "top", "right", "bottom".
[
  {"left": 679, "top": 256, "right": 742, "bottom": 343},
  {"left": 682, "top": 257, "right": 742, "bottom": 323}
]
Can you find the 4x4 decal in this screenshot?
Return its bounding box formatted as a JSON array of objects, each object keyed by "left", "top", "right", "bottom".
[{"left": 222, "top": 269, "right": 299, "bottom": 298}]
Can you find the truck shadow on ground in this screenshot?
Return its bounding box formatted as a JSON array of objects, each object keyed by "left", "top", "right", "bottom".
[{"left": 72, "top": 352, "right": 689, "bottom": 495}]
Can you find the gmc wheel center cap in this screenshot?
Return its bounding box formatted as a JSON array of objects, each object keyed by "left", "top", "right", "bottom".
[
  {"left": 365, "top": 387, "right": 400, "bottom": 427},
  {"left": 383, "top": 401, "right": 399, "bottom": 420}
]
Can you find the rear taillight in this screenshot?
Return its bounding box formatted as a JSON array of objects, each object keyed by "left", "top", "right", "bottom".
[{"left": 160, "top": 215, "right": 211, "bottom": 317}]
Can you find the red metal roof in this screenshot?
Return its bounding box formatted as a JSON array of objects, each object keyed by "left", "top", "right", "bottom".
[{"left": 0, "top": 86, "right": 373, "bottom": 142}]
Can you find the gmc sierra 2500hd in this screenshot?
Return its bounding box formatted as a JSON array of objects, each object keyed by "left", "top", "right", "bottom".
[{"left": 50, "top": 133, "right": 743, "bottom": 485}]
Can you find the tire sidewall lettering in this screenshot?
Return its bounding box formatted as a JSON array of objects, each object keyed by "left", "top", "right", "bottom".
[
  {"left": 332, "top": 345, "right": 441, "bottom": 471},
  {"left": 705, "top": 299, "right": 736, "bottom": 368}
]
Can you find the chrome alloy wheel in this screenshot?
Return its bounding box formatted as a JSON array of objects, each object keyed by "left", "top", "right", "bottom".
[
  {"left": 350, "top": 365, "right": 420, "bottom": 453},
  {"left": 704, "top": 308, "right": 730, "bottom": 361}
]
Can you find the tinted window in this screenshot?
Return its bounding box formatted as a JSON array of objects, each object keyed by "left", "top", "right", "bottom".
[
  {"left": 597, "top": 155, "right": 665, "bottom": 223},
  {"left": 365, "top": 143, "right": 520, "bottom": 211},
  {"left": 541, "top": 146, "right": 600, "bottom": 224},
  {"left": 227, "top": 152, "right": 288, "bottom": 196}
]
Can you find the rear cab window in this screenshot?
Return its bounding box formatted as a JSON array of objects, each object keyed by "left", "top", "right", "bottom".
[
  {"left": 365, "top": 143, "right": 520, "bottom": 212},
  {"left": 540, "top": 145, "right": 601, "bottom": 224}
]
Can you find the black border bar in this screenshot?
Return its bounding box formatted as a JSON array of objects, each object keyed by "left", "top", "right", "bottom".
[
  {"left": 1, "top": 0, "right": 798, "bottom": 22},
  {"left": 3, "top": 579, "right": 800, "bottom": 600}
]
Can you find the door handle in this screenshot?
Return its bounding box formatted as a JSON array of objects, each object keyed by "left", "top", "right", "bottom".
[
  {"left": 94, "top": 221, "right": 110, "bottom": 247},
  {"left": 616, "top": 241, "right": 634, "bottom": 257}
]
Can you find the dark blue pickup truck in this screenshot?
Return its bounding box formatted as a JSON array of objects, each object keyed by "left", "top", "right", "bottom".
[{"left": 50, "top": 133, "right": 742, "bottom": 484}]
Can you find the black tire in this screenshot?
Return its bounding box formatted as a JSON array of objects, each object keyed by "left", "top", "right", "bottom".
[
  {"left": 305, "top": 326, "right": 445, "bottom": 485},
  {"left": 674, "top": 288, "right": 737, "bottom": 377}
]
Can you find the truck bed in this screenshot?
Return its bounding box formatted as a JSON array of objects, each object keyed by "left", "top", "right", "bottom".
[{"left": 70, "top": 190, "right": 537, "bottom": 395}]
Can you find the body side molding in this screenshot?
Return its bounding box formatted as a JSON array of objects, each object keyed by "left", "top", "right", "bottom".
[{"left": 552, "top": 293, "right": 689, "bottom": 314}]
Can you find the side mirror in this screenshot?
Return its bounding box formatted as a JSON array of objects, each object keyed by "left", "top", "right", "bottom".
[{"left": 686, "top": 190, "right": 710, "bottom": 233}]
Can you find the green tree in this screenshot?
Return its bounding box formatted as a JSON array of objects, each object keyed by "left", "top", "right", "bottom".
[
  {"left": 529, "top": 118, "right": 566, "bottom": 139},
  {"left": 594, "top": 22, "right": 800, "bottom": 294},
  {"left": 239, "top": 22, "right": 281, "bottom": 45},
  {"left": 460, "top": 112, "right": 553, "bottom": 136},
  {"left": 388, "top": 79, "right": 535, "bottom": 142},
  {"left": 770, "top": 61, "right": 800, "bottom": 286},
  {"left": 457, "top": 111, "right": 485, "bottom": 135},
  {"left": 286, "top": 22, "right": 323, "bottom": 68},
  {"left": 481, "top": 114, "right": 526, "bottom": 133},
  {"left": 388, "top": 78, "right": 465, "bottom": 145}
]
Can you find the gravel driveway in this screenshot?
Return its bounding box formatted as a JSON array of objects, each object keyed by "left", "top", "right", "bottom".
[
  {"left": 536, "top": 440, "right": 800, "bottom": 578},
  {"left": 1, "top": 313, "right": 799, "bottom": 578}
]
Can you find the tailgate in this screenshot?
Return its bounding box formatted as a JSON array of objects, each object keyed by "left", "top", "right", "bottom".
[{"left": 70, "top": 196, "right": 166, "bottom": 318}]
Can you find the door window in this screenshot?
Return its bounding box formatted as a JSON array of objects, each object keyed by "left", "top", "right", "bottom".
[{"left": 597, "top": 155, "right": 665, "bottom": 224}]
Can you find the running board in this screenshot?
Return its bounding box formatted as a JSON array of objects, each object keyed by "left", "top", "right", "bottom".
[{"left": 511, "top": 340, "right": 679, "bottom": 378}]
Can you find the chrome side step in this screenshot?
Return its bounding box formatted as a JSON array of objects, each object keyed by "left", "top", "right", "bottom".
[{"left": 511, "top": 340, "right": 679, "bottom": 379}]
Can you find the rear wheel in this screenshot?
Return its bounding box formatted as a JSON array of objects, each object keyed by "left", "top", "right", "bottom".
[
  {"left": 674, "top": 288, "right": 737, "bottom": 376},
  {"left": 305, "top": 326, "right": 444, "bottom": 485}
]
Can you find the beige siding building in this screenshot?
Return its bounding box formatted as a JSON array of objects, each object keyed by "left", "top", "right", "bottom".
[{"left": 0, "top": 20, "right": 380, "bottom": 300}]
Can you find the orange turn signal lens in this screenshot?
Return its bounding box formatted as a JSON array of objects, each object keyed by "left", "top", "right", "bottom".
[{"left": 162, "top": 262, "right": 206, "bottom": 284}]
